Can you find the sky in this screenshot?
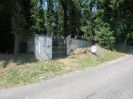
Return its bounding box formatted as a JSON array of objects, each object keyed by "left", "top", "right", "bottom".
[
  {"left": 42, "top": 0, "right": 47, "bottom": 10},
  {"left": 42, "top": 0, "right": 97, "bottom": 12},
  {"left": 92, "top": 0, "right": 98, "bottom": 12},
  {"left": 92, "top": 4, "right": 97, "bottom": 12}
]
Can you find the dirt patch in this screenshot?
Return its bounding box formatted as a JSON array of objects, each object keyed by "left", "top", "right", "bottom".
[
  {"left": 58, "top": 48, "right": 92, "bottom": 70},
  {"left": 58, "top": 58, "right": 79, "bottom": 70},
  {"left": 70, "top": 48, "right": 91, "bottom": 55}
]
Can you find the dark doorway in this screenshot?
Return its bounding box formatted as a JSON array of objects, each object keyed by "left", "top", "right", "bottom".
[{"left": 52, "top": 35, "right": 67, "bottom": 58}]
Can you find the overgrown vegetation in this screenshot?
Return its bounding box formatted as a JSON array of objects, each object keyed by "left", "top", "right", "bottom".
[{"left": 0, "top": 45, "right": 129, "bottom": 88}]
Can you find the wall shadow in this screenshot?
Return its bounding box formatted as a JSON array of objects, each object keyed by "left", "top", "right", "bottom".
[
  {"left": 0, "top": 53, "right": 37, "bottom": 68},
  {"left": 113, "top": 44, "right": 133, "bottom": 55}
]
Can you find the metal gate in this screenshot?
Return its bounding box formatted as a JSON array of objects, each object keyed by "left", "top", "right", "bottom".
[{"left": 52, "top": 35, "right": 67, "bottom": 58}]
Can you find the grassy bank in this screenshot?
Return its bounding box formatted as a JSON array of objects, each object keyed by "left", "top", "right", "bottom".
[{"left": 0, "top": 45, "right": 128, "bottom": 88}]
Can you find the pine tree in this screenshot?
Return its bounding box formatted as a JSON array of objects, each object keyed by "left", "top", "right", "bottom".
[
  {"left": 31, "top": 0, "right": 46, "bottom": 34},
  {"left": 80, "top": 0, "right": 94, "bottom": 39},
  {"left": 12, "top": 0, "right": 23, "bottom": 54}
]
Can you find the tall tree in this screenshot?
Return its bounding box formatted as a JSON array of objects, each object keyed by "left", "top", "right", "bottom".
[
  {"left": 80, "top": 0, "right": 94, "bottom": 39},
  {"left": 0, "top": 0, "right": 14, "bottom": 53},
  {"left": 121, "top": 0, "right": 133, "bottom": 44},
  {"left": 59, "top": 0, "right": 68, "bottom": 37},
  {"left": 12, "top": 0, "right": 33, "bottom": 54},
  {"left": 94, "top": 0, "right": 115, "bottom": 48},
  {"left": 31, "top": 0, "right": 46, "bottom": 34},
  {"left": 52, "top": 0, "right": 64, "bottom": 35},
  {"left": 12, "top": 0, "right": 22, "bottom": 54}
]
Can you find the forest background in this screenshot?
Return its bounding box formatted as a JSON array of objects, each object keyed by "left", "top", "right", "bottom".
[{"left": 0, "top": 0, "right": 133, "bottom": 54}]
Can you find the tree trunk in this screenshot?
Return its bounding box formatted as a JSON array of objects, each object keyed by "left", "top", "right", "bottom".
[
  {"left": 13, "top": 0, "right": 21, "bottom": 54},
  {"left": 60, "top": 0, "right": 68, "bottom": 37},
  {"left": 14, "top": 34, "right": 21, "bottom": 54}
]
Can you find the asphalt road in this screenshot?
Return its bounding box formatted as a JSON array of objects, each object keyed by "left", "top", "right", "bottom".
[{"left": 0, "top": 55, "right": 133, "bottom": 99}]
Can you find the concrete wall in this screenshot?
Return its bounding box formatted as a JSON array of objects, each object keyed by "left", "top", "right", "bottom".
[
  {"left": 66, "top": 38, "right": 92, "bottom": 55},
  {"left": 27, "top": 34, "right": 52, "bottom": 60},
  {"left": 28, "top": 35, "right": 93, "bottom": 60},
  {"left": 27, "top": 37, "right": 34, "bottom": 53}
]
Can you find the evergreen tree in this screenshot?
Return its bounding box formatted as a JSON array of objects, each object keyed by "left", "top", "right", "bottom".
[
  {"left": 59, "top": 0, "right": 68, "bottom": 37},
  {"left": 12, "top": 0, "right": 34, "bottom": 54},
  {"left": 121, "top": 0, "right": 133, "bottom": 44},
  {"left": 53, "top": 0, "right": 64, "bottom": 35},
  {"left": 1, "top": 0, "right": 133, "bottom": 54},
  {"left": 94, "top": 0, "right": 115, "bottom": 48},
  {"left": 68, "top": 0, "right": 82, "bottom": 37},
  {"left": 0, "top": 0, "right": 14, "bottom": 53},
  {"left": 80, "top": 0, "right": 94, "bottom": 39},
  {"left": 11, "top": 0, "right": 23, "bottom": 54},
  {"left": 31, "top": 0, "right": 46, "bottom": 34}
]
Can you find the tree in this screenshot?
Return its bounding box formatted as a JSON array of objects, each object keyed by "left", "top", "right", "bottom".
[
  {"left": 59, "top": 0, "right": 68, "bottom": 37},
  {"left": 31, "top": 0, "right": 46, "bottom": 34},
  {"left": 121, "top": 0, "right": 133, "bottom": 44},
  {"left": 94, "top": 18, "right": 115, "bottom": 49},
  {"left": 52, "top": 0, "right": 64, "bottom": 35},
  {"left": 93, "top": 0, "right": 115, "bottom": 48},
  {"left": 12, "top": 0, "right": 33, "bottom": 54},
  {"left": 1, "top": 0, "right": 133, "bottom": 54},
  {"left": 11, "top": 0, "right": 22, "bottom": 54},
  {"left": 0, "top": 0, "right": 14, "bottom": 53},
  {"left": 80, "top": 0, "right": 94, "bottom": 39}
]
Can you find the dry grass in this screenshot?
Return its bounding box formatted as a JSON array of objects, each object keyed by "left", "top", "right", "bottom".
[
  {"left": 0, "top": 46, "right": 128, "bottom": 88},
  {"left": 58, "top": 46, "right": 126, "bottom": 70}
]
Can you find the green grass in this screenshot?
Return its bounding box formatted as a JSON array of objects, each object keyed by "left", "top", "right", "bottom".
[
  {"left": 0, "top": 55, "right": 64, "bottom": 88},
  {"left": 67, "top": 46, "right": 128, "bottom": 70},
  {"left": 0, "top": 45, "right": 128, "bottom": 88}
]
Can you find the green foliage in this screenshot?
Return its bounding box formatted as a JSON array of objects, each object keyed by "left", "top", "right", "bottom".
[
  {"left": 95, "top": 18, "right": 115, "bottom": 49},
  {"left": 47, "top": 0, "right": 57, "bottom": 35},
  {"left": 1, "top": 0, "right": 133, "bottom": 54},
  {"left": 12, "top": 15, "right": 26, "bottom": 34},
  {"left": 80, "top": 20, "right": 93, "bottom": 39},
  {"left": 96, "top": 27, "right": 115, "bottom": 49},
  {"left": 53, "top": 1, "right": 64, "bottom": 35},
  {"left": 101, "top": 0, "right": 133, "bottom": 44},
  {"left": 80, "top": 0, "right": 94, "bottom": 39},
  {"left": 30, "top": 0, "right": 46, "bottom": 34},
  {"left": 12, "top": 14, "right": 33, "bottom": 42}
]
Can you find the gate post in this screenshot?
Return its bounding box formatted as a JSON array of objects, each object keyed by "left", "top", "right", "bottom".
[{"left": 45, "top": 35, "right": 52, "bottom": 60}]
